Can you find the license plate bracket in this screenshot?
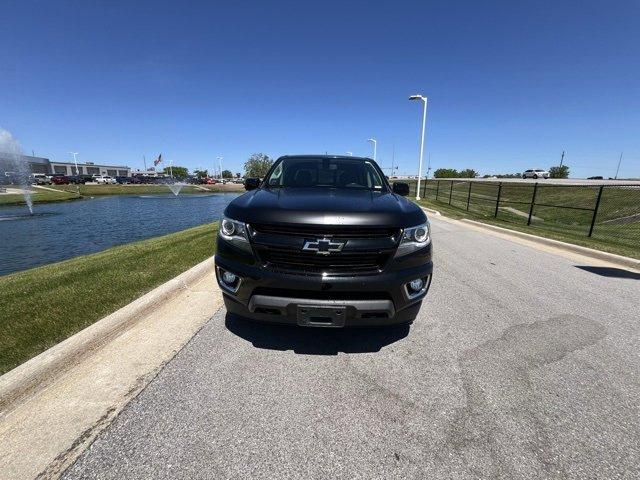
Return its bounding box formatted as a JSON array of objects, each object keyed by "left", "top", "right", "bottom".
[{"left": 297, "top": 305, "right": 346, "bottom": 327}]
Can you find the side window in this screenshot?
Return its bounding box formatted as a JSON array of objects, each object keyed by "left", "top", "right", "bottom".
[
  {"left": 364, "top": 162, "right": 383, "bottom": 189},
  {"left": 268, "top": 162, "right": 283, "bottom": 186}
]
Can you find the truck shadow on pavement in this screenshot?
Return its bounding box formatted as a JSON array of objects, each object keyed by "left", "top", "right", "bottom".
[
  {"left": 224, "top": 313, "right": 410, "bottom": 354},
  {"left": 575, "top": 265, "right": 640, "bottom": 279}
]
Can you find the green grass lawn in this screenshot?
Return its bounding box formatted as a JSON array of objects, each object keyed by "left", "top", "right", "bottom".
[
  {"left": 401, "top": 179, "right": 639, "bottom": 258},
  {"left": 417, "top": 192, "right": 640, "bottom": 259},
  {"left": 0, "top": 222, "right": 218, "bottom": 375},
  {"left": 0, "top": 188, "right": 80, "bottom": 206}
]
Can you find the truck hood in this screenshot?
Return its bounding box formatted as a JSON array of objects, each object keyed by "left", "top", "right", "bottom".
[{"left": 224, "top": 188, "right": 427, "bottom": 228}]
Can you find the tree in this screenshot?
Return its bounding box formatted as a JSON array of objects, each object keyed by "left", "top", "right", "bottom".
[
  {"left": 221, "top": 169, "right": 233, "bottom": 179},
  {"left": 193, "top": 169, "right": 209, "bottom": 178},
  {"left": 163, "top": 166, "right": 188, "bottom": 177},
  {"left": 434, "top": 168, "right": 458, "bottom": 178},
  {"left": 244, "top": 153, "right": 273, "bottom": 178},
  {"left": 549, "top": 165, "right": 570, "bottom": 179},
  {"left": 458, "top": 169, "right": 478, "bottom": 178},
  {"left": 483, "top": 172, "right": 521, "bottom": 178},
  {"left": 235, "top": 172, "right": 241, "bottom": 178}
]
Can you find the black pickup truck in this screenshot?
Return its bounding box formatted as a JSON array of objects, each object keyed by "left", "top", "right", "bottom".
[{"left": 215, "top": 155, "right": 432, "bottom": 327}]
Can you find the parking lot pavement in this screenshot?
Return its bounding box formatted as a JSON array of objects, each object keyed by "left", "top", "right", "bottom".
[{"left": 63, "top": 217, "right": 640, "bottom": 479}]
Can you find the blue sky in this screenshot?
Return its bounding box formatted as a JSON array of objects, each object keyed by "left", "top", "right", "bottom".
[{"left": 1, "top": 0, "right": 638, "bottom": 178}]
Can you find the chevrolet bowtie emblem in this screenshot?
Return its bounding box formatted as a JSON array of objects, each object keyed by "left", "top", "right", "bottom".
[{"left": 302, "top": 238, "right": 345, "bottom": 255}]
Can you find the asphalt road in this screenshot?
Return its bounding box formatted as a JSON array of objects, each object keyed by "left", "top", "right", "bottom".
[{"left": 63, "top": 217, "right": 640, "bottom": 479}]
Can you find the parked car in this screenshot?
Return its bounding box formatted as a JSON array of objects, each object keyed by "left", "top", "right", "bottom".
[
  {"left": 522, "top": 169, "right": 550, "bottom": 179},
  {"left": 93, "top": 175, "right": 117, "bottom": 184},
  {"left": 3, "top": 172, "right": 28, "bottom": 185},
  {"left": 68, "top": 175, "right": 84, "bottom": 184},
  {"left": 215, "top": 155, "right": 432, "bottom": 327},
  {"left": 76, "top": 174, "right": 95, "bottom": 184},
  {"left": 115, "top": 176, "right": 132, "bottom": 184},
  {"left": 51, "top": 174, "right": 70, "bottom": 185},
  {"left": 31, "top": 173, "right": 52, "bottom": 185}
]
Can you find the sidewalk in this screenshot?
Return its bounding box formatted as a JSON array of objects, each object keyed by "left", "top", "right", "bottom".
[{"left": 0, "top": 267, "right": 223, "bottom": 480}]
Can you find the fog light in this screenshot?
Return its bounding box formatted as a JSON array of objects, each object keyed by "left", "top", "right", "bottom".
[
  {"left": 222, "top": 271, "right": 237, "bottom": 285},
  {"left": 409, "top": 278, "right": 424, "bottom": 292}
]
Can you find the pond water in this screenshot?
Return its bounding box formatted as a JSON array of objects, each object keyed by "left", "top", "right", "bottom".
[{"left": 0, "top": 193, "right": 241, "bottom": 276}]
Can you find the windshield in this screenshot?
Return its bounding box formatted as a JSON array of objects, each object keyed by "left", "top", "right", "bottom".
[{"left": 264, "top": 157, "right": 386, "bottom": 190}]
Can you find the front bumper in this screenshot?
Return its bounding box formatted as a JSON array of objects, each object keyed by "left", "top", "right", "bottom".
[{"left": 214, "top": 241, "right": 433, "bottom": 327}]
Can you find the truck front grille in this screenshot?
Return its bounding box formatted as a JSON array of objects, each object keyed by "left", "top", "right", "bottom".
[
  {"left": 251, "top": 223, "right": 399, "bottom": 238},
  {"left": 256, "top": 246, "right": 390, "bottom": 275},
  {"left": 250, "top": 223, "right": 399, "bottom": 275}
]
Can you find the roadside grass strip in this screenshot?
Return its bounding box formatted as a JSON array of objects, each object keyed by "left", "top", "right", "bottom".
[
  {"left": 0, "top": 222, "right": 218, "bottom": 374},
  {"left": 417, "top": 197, "right": 639, "bottom": 259}
]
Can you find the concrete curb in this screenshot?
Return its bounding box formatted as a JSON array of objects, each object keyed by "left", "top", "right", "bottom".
[
  {"left": 422, "top": 206, "right": 441, "bottom": 216},
  {"left": 460, "top": 219, "right": 640, "bottom": 270},
  {"left": 0, "top": 257, "right": 216, "bottom": 413}
]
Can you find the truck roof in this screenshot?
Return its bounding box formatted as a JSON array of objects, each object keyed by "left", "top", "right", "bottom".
[{"left": 278, "top": 155, "right": 374, "bottom": 161}]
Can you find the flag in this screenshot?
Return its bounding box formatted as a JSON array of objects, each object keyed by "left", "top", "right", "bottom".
[{"left": 154, "top": 154, "right": 162, "bottom": 166}]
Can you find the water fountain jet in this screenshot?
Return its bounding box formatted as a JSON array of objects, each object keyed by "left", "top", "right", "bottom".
[
  {"left": 0, "top": 128, "right": 33, "bottom": 214},
  {"left": 168, "top": 182, "right": 184, "bottom": 196}
]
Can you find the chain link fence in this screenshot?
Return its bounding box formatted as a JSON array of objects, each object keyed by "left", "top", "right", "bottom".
[{"left": 406, "top": 179, "right": 640, "bottom": 254}]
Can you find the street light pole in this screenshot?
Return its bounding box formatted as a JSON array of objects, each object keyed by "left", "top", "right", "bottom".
[
  {"left": 367, "top": 138, "right": 377, "bottom": 161},
  {"left": 68, "top": 152, "right": 79, "bottom": 175},
  {"left": 409, "top": 94, "right": 428, "bottom": 200},
  {"left": 391, "top": 143, "right": 395, "bottom": 177}
]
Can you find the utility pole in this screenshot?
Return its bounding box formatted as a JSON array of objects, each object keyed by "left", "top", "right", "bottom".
[
  {"left": 615, "top": 152, "right": 623, "bottom": 179},
  {"left": 143, "top": 155, "right": 147, "bottom": 171},
  {"left": 560, "top": 150, "right": 565, "bottom": 167}
]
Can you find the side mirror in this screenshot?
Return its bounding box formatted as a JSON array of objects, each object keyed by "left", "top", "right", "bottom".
[
  {"left": 392, "top": 182, "right": 410, "bottom": 196},
  {"left": 244, "top": 177, "right": 260, "bottom": 191}
]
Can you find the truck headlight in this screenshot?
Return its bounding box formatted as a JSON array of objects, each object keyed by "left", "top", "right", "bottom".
[
  {"left": 221, "top": 218, "right": 235, "bottom": 236},
  {"left": 394, "top": 221, "right": 431, "bottom": 257},
  {"left": 219, "top": 215, "right": 251, "bottom": 253}
]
